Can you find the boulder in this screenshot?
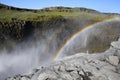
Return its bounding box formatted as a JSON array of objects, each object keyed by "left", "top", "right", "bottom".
[{"left": 107, "top": 56, "right": 119, "bottom": 66}]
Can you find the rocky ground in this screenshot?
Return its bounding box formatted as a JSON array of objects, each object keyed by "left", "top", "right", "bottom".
[{"left": 6, "top": 38, "right": 120, "bottom": 80}]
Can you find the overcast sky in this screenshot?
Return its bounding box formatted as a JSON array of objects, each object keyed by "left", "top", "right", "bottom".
[{"left": 0, "top": 0, "right": 120, "bottom": 13}]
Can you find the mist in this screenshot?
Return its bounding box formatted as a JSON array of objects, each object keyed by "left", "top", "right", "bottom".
[
  {"left": 0, "top": 18, "right": 120, "bottom": 80},
  {"left": 0, "top": 29, "right": 59, "bottom": 80},
  {"left": 57, "top": 19, "right": 120, "bottom": 59}
]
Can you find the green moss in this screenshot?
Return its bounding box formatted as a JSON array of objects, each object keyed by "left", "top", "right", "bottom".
[{"left": 88, "top": 46, "right": 110, "bottom": 53}]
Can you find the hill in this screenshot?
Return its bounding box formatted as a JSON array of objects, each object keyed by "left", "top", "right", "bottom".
[{"left": 0, "top": 3, "right": 112, "bottom": 22}]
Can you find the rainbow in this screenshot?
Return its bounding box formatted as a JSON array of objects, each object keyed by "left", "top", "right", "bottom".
[
  {"left": 53, "top": 17, "right": 120, "bottom": 60},
  {"left": 38, "top": 24, "right": 65, "bottom": 60}
]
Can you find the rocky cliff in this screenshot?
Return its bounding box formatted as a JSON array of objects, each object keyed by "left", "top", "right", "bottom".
[
  {"left": 0, "top": 16, "right": 66, "bottom": 49},
  {"left": 6, "top": 37, "right": 120, "bottom": 80},
  {"left": 1, "top": 16, "right": 120, "bottom": 53}
]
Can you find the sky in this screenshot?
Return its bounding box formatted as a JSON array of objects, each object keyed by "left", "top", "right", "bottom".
[{"left": 0, "top": 0, "right": 120, "bottom": 13}]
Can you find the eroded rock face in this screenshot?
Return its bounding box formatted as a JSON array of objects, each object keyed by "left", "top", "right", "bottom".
[{"left": 6, "top": 38, "right": 120, "bottom": 80}]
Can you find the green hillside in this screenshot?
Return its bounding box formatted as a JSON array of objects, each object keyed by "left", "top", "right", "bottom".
[{"left": 0, "top": 3, "right": 112, "bottom": 22}]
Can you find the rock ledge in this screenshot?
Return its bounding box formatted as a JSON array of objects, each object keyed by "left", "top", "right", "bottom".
[{"left": 6, "top": 38, "right": 120, "bottom": 80}]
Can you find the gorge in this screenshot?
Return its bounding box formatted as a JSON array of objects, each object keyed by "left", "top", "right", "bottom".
[{"left": 0, "top": 3, "right": 120, "bottom": 80}]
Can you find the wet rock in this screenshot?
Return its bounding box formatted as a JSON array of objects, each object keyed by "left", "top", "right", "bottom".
[
  {"left": 111, "top": 41, "right": 120, "bottom": 49},
  {"left": 107, "top": 56, "right": 119, "bottom": 66},
  {"left": 116, "top": 64, "right": 120, "bottom": 73}
]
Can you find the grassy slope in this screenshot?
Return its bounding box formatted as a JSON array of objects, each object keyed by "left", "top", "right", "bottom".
[{"left": 0, "top": 4, "right": 111, "bottom": 22}]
